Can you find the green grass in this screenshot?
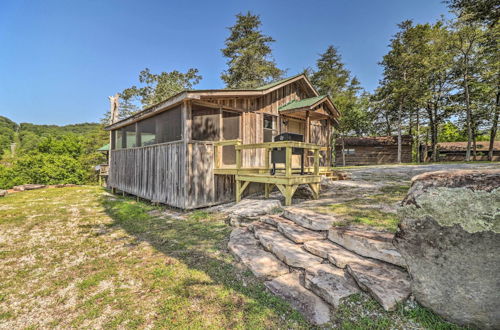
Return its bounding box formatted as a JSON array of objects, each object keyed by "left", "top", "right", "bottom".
[
  {"left": 0, "top": 186, "right": 466, "bottom": 329},
  {"left": 0, "top": 186, "right": 307, "bottom": 329}
]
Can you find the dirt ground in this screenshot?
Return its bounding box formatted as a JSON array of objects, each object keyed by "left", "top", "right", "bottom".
[{"left": 299, "top": 162, "right": 500, "bottom": 232}]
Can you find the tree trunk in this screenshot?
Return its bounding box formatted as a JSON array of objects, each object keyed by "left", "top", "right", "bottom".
[
  {"left": 488, "top": 89, "right": 500, "bottom": 161},
  {"left": 472, "top": 124, "right": 477, "bottom": 161},
  {"left": 397, "top": 99, "right": 403, "bottom": 163},
  {"left": 341, "top": 136, "right": 346, "bottom": 167},
  {"left": 426, "top": 105, "right": 437, "bottom": 162},
  {"left": 464, "top": 67, "right": 472, "bottom": 162},
  {"left": 416, "top": 109, "right": 420, "bottom": 163}
]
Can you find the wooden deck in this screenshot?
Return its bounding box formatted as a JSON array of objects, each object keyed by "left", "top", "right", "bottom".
[{"left": 214, "top": 140, "right": 327, "bottom": 206}]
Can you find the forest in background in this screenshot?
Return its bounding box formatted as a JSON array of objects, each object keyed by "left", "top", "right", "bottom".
[{"left": 0, "top": 116, "right": 107, "bottom": 189}]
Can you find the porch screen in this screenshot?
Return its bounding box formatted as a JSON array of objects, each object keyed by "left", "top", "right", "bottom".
[
  {"left": 123, "top": 124, "right": 136, "bottom": 148},
  {"left": 137, "top": 117, "right": 156, "bottom": 147},
  {"left": 156, "top": 106, "right": 182, "bottom": 143},
  {"left": 191, "top": 105, "right": 220, "bottom": 141},
  {"left": 222, "top": 111, "right": 240, "bottom": 165}
]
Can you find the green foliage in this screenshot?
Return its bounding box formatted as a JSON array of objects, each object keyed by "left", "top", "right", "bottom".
[
  {"left": 0, "top": 118, "right": 107, "bottom": 189},
  {"left": 0, "top": 116, "right": 17, "bottom": 158},
  {"left": 103, "top": 68, "right": 202, "bottom": 124},
  {"left": 221, "top": 12, "right": 284, "bottom": 88}
]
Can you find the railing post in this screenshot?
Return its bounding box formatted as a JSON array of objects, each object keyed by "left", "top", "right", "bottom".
[
  {"left": 314, "top": 148, "right": 320, "bottom": 175},
  {"left": 285, "top": 145, "right": 292, "bottom": 177},
  {"left": 264, "top": 146, "right": 270, "bottom": 170},
  {"left": 236, "top": 146, "right": 242, "bottom": 170},
  {"left": 214, "top": 145, "right": 220, "bottom": 169}
]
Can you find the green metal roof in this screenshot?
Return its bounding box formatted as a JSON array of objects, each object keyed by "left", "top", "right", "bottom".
[
  {"left": 254, "top": 73, "right": 303, "bottom": 90},
  {"left": 98, "top": 144, "right": 109, "bottom": 151},
  {"left": 278, "top": 95, "right": 327, "bottom": 111}
]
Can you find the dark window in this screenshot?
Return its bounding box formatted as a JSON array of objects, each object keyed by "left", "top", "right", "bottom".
[
  {"left": 156, "top": 106, "right": 182, "bottom": 143},
  {"left": 137, "top": 117, "right": 156, "bottom": 147},
  {"left": 263, "top": 114, "right": 277, "bottom": 142},
  {"left": 123, "top": 124, "right": 136, "bottom": 148}
]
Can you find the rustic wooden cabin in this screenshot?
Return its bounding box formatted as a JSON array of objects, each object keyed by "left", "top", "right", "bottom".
[
  {"left": 421, "top": 141, "right": 500, "bottom": 162},
  {"left": 105, "top": 74, "right": 340, "bottom": 209},
  {"left": 335, "top": 136, "right": 412, "bottom": 166}
]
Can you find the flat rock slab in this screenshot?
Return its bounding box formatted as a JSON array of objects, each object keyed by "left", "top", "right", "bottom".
[
  {"left": 265, "top": 273, "right": 331, "bottom": 325},
  {"left": 283, "top": 207, "right": 339, "bottom": 230},
  {"left": 259, "top": 214, "right": 283, "bottom": 227},
  {"left": 228, "top": 228, "right": 289, "bottom": 280},
  {"left": 226, "top": 199, "right": 282, "bottom": 218},
  {"left": 255, "top": 229, "right": 323, "bottom": 269},
  {"left": 13, "top": 184, "right": 46, "bottom": 191},
  {"left": 276, "top": 218, "right": 326, "bottom": 243},
  {"left": 247, "top": 221, "right": 276, "bottom": 233},
  {"left": 305, "top": 264, "right": 360, "bottom": 308},
  {"left": 303, "top": 240, "right": 367, "bottom": 268},
  {"left": 328, "top": 227, "right": 405, "bottom": 267},
  {"left": 346, "top": 259, "right": 411, "bottom": 311}
]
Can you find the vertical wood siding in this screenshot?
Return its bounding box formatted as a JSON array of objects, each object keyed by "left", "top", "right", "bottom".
[{"left": 109, "top": 141, "right": 186, "bottom": 208}]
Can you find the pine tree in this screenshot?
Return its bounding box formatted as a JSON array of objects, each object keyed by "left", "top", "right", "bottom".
[{"left": 221, "top": 12, "right": 284, "bottom": 88}]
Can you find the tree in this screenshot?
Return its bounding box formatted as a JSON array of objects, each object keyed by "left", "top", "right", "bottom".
[
  {"left": 221, "top": 12, "right": 284, "bottom": 88},
  {"left": 102, "top": 68, "right": 202, "bottom": 124},
  {"left": 446, "top": 0, "right": 499, "bottom": 26},
  {"left": 309, "top": 45, "right": 371, "bottom": 165}
]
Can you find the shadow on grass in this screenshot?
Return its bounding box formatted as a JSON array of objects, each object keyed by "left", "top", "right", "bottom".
[{"left": 99, "top": 193, "right": 309, "bottom": 329}]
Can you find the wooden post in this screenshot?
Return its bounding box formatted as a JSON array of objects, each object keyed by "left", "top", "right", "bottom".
[
  {"left": 285, "top": 146, "right": 292, "bottom": 177},
  {"left": 285, "top": 185, "right": 293, "bottom": 206},
  {"left": 236, "top": 180, "right": 241, "bottom": 203},
  {"left": 264, "top": 183, "right": 270, "bottom": 198},
  {"left": 236, "top": 147, "right": 242, "bottom": 170},
  {"left": 314, "top": 148, "right": 320, "bottom": 176},
  {"left": 305, "top": 111, "right": 310, "bottom": 143},
  {"left": 264, "top": 147, "right": 270, "bottom": 170}
]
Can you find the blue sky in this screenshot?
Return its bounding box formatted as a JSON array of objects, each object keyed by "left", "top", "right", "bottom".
[{"left": 0, "top": 0, "right": 451, "bottom": 125}]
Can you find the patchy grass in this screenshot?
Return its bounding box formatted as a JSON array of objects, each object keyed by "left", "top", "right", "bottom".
[
  {"left": 333, "top": 293, "right": 464, "bottom": 330},
  {"left": 0, "top": 186, "right": 307, "bottom": 329},
  {"left": 0, "top": 186, "right": 464, "bottom": 329}
]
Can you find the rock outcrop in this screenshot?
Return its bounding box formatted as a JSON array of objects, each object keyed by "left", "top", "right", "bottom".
[
  {"left": 395, "top": 169, "right": 500, "bottom": 329},
  {"left": 225, "top": 199, "right": 281, "bottom": 226},
  {"left": 0, "top": 190, "right": 7, "bottom": 197},
  {"left": 12, "top": 184, "right": 46, "bottom": 191}
]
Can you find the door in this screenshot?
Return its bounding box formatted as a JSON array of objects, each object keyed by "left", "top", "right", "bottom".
[{"left": 222, "top": 111, "right": 240, "bottom": 165}]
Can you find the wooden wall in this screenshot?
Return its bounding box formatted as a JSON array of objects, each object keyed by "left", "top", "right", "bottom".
[
  {"left": 109, "top": 141, "right": 186, "bottom": 208},
  {"left": 334, "top": 145, "right": 412, "bottom": 166}
]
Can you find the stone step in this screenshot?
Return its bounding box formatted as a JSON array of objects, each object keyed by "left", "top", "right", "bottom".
[
  {"left": 260, "top": 214, "right": 283, "bottom": 227},
  {"left": 254, "top": 228, "right": 323, "bottom": 269},
  {"left": 228, "top": 228, "right": 289, "bottom": 280},
  {"left": 346, "top": 259, "right": 411, "bottom": 311},
  {"left": 303, "top": 240, "right": 368, "bottom": 269},
  {"left": 265, "top": 272, "right": 332, "bottom": 325},
  {"left": 247, "top": 221, "right": 276, "bottom": 233},
  {"left": 304, "top": 264, "right": 360, "bottom": 309},
  {"left": 328, "top": 227, "right": 406, "bottom": 267},
  {"left": 283, "top": 207, "right": 340, "bottom": 231},
  {"left": 275, "top": 218, "right": 327, "bottom": 243}
]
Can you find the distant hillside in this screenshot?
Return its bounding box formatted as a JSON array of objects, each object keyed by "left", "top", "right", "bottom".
[{"left": 0, "top": 117, "right": 105, "bottom": 157}]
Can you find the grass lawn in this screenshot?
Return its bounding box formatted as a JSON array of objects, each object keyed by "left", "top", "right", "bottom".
[{"left": 0, "top": 186, "right": 462, "bottom": 329}]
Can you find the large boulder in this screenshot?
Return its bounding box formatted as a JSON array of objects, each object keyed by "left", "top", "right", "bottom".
[{"left": 395, "top": 169, "right": 500, "bottom": 329}]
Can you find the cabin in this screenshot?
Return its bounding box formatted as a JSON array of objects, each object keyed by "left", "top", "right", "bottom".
[
  {"left": 334, "top": 136, "right": 412, "bottom": 166},
  {"left": 421, "top": 141, "right": 500, "bottom": 162},
  {"left": 105, "top": 74, "right": 340, "bottom": 209}
]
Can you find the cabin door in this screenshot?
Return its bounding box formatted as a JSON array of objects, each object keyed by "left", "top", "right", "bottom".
[{"left": 222, "top": 111, "right": 240, "bottom": 165}]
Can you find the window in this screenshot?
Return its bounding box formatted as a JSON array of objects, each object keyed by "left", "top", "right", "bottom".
[
  {"left": 192, "top": 106, "right": 220, "bottom": 141},
  {"left": 137, "top": 117, "right": 156, "bottom": 147},
  {"left": 343, "top": 148, "right": 356, "bottom": 155},
  {"left": 263, "top": 114, "right": 277, "bottom": 142},
  {"left": 156, "top": 106, "right": 182, "bottom": 143},
  {"left": 114, "top": 130, "right": 123, "bottom": 149},
  {"left": 123, "top": 124, "right": 136, "bottom": 148}
]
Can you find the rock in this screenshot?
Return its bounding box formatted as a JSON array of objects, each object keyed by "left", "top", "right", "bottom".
[
  {"left": 328, "top": 227, "right": 405, "bottom": 267},
  {"left": 13, "top": 184, "right": 46, "bottom": 191},
  {"left": 293, "top": 184, "right": 314, "bottom": 199},
  {"left": 265, "top": 273, "right": 331, "bottom": 325},
  {"left": 346, "top": 259, "right": 411, "bottom": 311},
  {"left": 332, "top": 171, "right": 351, "bottom": 180},
  {"left": 0, "top": 190, "right": 7, "bottom": 197},
  {"left": 228, "top": 228, "right": 289, "bottom": 280},
  {"left": 395, "top": 169, "right": 500, "bottom": 329},
  {"left": 247, "top": 221, "right": 276, "bottom": 233},
  {"left": 259, "top": 214, "right": 283, "bottom": 226},
  {"left": 255, "top": 229, "right": 323, "bottom": 269},
  {"left": 55, "top": 183, "right": 77, "bottom": 188},
  {"left": 283, "top": 207, "right": 339, "bottom": 231},
  {"left": 304, "top": 264, "right": 360, "bottom": 308},
  {"left": 275, "top": 218, "right": 326, "bottom": 243},
  {"left": 226, "top": 199, "right": 282, "bottom": 226},
  {"left": 303, "top": 240, "right": 367, "bottom": 269}
]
